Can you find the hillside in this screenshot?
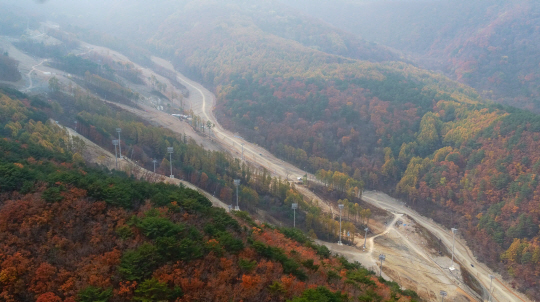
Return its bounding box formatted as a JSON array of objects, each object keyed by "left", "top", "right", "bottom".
[
  {"left": 14, "top": 0, "right": 398, "bottom": 65},
  {"left": 146, "top": 1, "right": 540, "bottom": 298},
  {"left": 283, "top": 0, "right": 540, "bottom": 112},
  {"left": 0, "top": 89, "right": 418, "bottom": 301},
  {"left": 2, "top": 0, "right": 540, "bottom": 298}
]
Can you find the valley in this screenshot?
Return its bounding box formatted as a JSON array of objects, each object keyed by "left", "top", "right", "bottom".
[
  {"left": 4, "top": 32, "right": 531, "bottom": 300},
  {"left": 165, "top": 58, "right": 530, "bottom": 302},
  {"left": 1, "top": 0, "right": 539, "bottom": 300}
]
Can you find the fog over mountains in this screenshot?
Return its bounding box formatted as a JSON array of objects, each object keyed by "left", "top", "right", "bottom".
[
  {"left": 1, "top": 0, "right": 539, "bottom": 300},
  {"left": 284, "top": 0, "right": 540, "bottom": 111}
]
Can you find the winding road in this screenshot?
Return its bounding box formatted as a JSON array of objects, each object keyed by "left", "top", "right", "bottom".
[
  {"left": 155, "top": 57, "right": 333, "bottom": 213},
  {"left": 172, "top": 65, "right": 307, "bottom": 180},
  {"left": 152, "top": 58, "right": 530, "bottom": 302},
  {"left": 28, "top": 44, "right": 526, "bottom": 301}
]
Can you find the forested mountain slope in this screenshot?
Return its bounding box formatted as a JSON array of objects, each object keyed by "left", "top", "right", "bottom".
[
  {"left": 4, "top": 0, "right": 540, "bottom": 298},
  {"left": 0, "top": 89, "right": 417, "bottom": 301},
  {"left": 145, "top": 1, "right": 540, "bottom": 298},
  {"left": 11, "top": 0, "right": 398, "bottom": 65},
  {"left": 284, "top": 0, "right": 540, "bottom": 112},
  {"left": 145, "top": 1, "right": 399, "bottom": 63}
]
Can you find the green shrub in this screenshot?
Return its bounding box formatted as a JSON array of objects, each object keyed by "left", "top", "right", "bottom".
[
  {"left": 301, "top": 259, "right": 319, "bottom": 271},
  {"left": 115, "top": 225, "right": 134, "bottom": 240},
  {"left": 252, "top": 241, "right": 307, "bottom": 281},
  {"left": 77, "top": 286, "right": 112, "bottom": 302},
  {"left": 239, "top": 258, "right": 257, "bottom": 272},
  {"left": 188, "top": 226, "right": 203, "bottom": 241},
  {"left": 347, "top": 270, "right": 375, "bottom": 286},
  {"left": 155, "top": 236, "right": 182, "bottom": 261},
  {"left": 280, "top": 227, "right": 310, "bottom": 244},
  {"left": 20, "top": 180, "right": 34, "bottom": 194},
  {"left": 133, "top": 278, "right": 183, "bottom": 302},
  {"left": 402, "top": 289, "right": 419, "bottom": 299},
  {"left": 217, "top": 232, "right": 244, "bottom": 253},
  {"left": 176, "top": 238, "right": 205, "bottom": 261},
  {"left": 42, "top": 186, "right": 64, "bottom": 203},
  {"left": 357, "top": 289, "right": 381, "bottom": 302},
  {"left": 288, "top": 286, "right": 348, "bottom": 302},
  {"left": 233, "top": 210, "right": 257, "bottom": 226},
  {"left": 209, "top": 207, "right": 241, "bottom": 232},
  {"left": 305, "top": 242, "right": 331, "bottom": 258},
  {"left": 338, "top": 256, "right": 362, "bottom": 270},
  {"left": 327, "top": 270, "right": 342, "bottom": 283},
  {"left": 269, "top": 281, "right": 286, "bottom": 294},
  {"left": 119, "top": 243, "right": 161, "bottom": 281},
  {"left": 137, "top": 216, "right": 185, "bottom": 239}
]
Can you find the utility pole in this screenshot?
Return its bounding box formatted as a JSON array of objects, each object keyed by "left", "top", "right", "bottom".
[
  {"left": 241, "top": 143, "right": 244, "bottom": 160},
  {"left": 292, "top": 203, "right": 298, "bottom": 228},
  {"left": 116, "top": 128, "right": 122, "bottom": 158},
  {"left": 440, "top": 290, "right": 447, "bottom": 302},
  {"left": 363, "top": 227, "right": 369, "bottom": 249},
  {"left": 234, "top": 179, "right": 241, "bottom": 211},
  {"left": 167, "top": 147, "right": 174, "bottom": 178},
  {"left": 112, "top": 140, "right": 119, "bottom": 169},
  {"left": 379, "top": 254, "right": 386, "bottom": 276},
  {"left": 488, "top": 275, "right": 495, "bottom": 302},
  {"left": 338, "top": 203, "right": 344, "bottom": 245},
  {"left": 450, "top": 228, "right": 458, "bottom": 270},
  {"left": 152, "top": 159, "right": 157, "bottom": 173}
]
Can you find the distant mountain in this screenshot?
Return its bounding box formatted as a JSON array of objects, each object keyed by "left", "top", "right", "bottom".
[
  {"left": 11, "top": 0, "right": 397, "bottom": 64},
  {"left": 283, "top": 0, "right": 540, "bottom": 112}
]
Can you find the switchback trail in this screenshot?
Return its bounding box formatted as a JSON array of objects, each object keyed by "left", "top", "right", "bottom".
[
  {"left": 362, "top": 191, "right": 530, "bottom": 302},
  {"left": 23, "top": 59, "right": 47, "bottom": 92}
]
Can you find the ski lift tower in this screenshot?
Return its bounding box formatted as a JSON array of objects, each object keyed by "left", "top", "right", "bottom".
[
  {"left": 167, "top": 147, "right": 174, "bottom": 178},
  {"left": 112, "top": 140, "right": 119, "bottom": 169},
  {"left": 116, "top": 128, "right": 122, "bottom": 158},
  {"left": 234, "top": 179, "right": 241, "bottom": 211},
  {"left": 338, "top": 203, "right": 344, "bottom": 245},
  {"left": 292, "top": 203, "right": 298, "bottom": 228}
]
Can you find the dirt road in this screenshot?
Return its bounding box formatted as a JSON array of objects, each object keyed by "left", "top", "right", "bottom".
[
  {"left": 149, "top": 57, "right": 528, "bottom": 301},
  {"left": 317, "top": 209, "right": 478, "bottom": 301},
  {"left": 151, "top": 57, "right": 335, "bottom": 214},
  {"left": 8, "top": 35, "right": 528, "bottom": 301},
  {"left": 104, "top": 100, "right": 222, "bottom": 153},
  {"left": 362, "top": 191, "right": 530, "bottom": 302},
  {"left": 155, "top": 58, "right": 535, "bottom": 301},
  {"left": 151, "top": 57, "right": 310, "bottom": 182},
  {"left": 23, "top": 59, "right": 47, "bottom": 92}
]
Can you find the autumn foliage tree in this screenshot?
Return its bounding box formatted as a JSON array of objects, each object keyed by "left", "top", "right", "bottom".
[{"left": 0, "top": 89, "right": 418, "bottom": 301}]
